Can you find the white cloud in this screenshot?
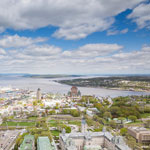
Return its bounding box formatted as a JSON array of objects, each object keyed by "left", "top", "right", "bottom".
[
  {"left": 24, "top": 45, "right": 62, "bottom": 56},
  {"left": 63, "top": 43, "right": 123, "bottom": 58},
  {"left": 0, "top": 35, "right": 47, "bottom": 48},
  {"left": 107, "top": 30, "right": 119, "bottom": 36},
  {"left": 0, "top": 48, "right": 6, "bottom": 55},
  {"left": 107, "top": 28, "right": 128, "bottom": 35},
  {"left": 120, "top": 28, "right": 128, "bottom": 34},
  {"left": 0, "top": 0, "right": 145, "bottom": 40},
  {"left": 0, "top": 33, "right": 149, "bottom": 74},
  {"left": 128, "top": 3, "right": 150, "bottom": 29}
]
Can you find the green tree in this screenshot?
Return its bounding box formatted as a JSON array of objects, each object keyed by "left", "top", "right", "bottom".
[
  {"left": 109, "top": 120, "right": 117, "bottom": 128},
  {"left": 144, "top": 120, "right": 150, "bottom": 128},
  {"left": 65, "top": 126, "right": 71, "bottom": 133},
  {"left": 103, "top": 112, "right": 112, "bottom": 120},
  {"left": 120, "top": 128, "right": 127, "bottom": 136},
  {"left": 128, "top": 115, "right": 137, "bottom": 122}
]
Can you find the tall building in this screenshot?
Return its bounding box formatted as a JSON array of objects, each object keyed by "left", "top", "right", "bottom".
[
  {"left": 37, "top": 88, "right": 42, "bottom": 100},
  {"left": 81, "top": 117, "right": 88, "bottom": 133}
]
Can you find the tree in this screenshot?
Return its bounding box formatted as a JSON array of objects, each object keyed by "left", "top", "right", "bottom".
[
  {"left": 128, "top": 115, "right": 137, "bottom": 122},
  {"left": 109, "top": 106, "right": 120, "bottom": 117},
  {"left": 144, "top": 120, "right": 150, "bottom": 128},
  {"left": 118, "top": 117, "right": 125, "bottom": 124},
  {"left": 120, "top": 128, "right": 127, "bottom": 136},
  {"left": 70, "top": 110, "right": 80, "bottom": 117},
  {"left": 95, "top": 103, "right": 102, "bottom": 111},
  {"left": 103, "top": 112, "right": 112, "bottom": 120},
  {"left": 109, "top": 120, "right": 117, "bottom": 128},
  {"left": 33, "top": 101, "right": 37, "bottom": 106},
  {"left": 49, "top": 110, "right": 56, "bottom": 115},
  {"left": 65, "top": 126, "right": 71, "bottom": 133}
]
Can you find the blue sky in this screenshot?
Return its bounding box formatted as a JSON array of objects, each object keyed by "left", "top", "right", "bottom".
[{"left": 0, "top": 0, "right": 150, "bottom": 74}]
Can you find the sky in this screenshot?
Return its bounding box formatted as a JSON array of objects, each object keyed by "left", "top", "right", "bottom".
[{"left": 0, "top": 0, "right": 150, "bottom": 75}]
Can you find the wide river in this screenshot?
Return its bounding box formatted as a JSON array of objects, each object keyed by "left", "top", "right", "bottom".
[{"left": 0, "top": 76, "right": 150, "bottom": 97}]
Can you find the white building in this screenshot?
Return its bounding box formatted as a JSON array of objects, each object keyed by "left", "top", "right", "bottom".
[{"left": 59, "top": 119, "right": 131, "bottom": 150}]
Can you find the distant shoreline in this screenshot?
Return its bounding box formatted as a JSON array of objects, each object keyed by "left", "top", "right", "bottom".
[
  {"left": 56, "top": 76, "right": 150, "bottom": 93},
  {"left": 55, "top": 82, "right": 150, "bottom": 92}
]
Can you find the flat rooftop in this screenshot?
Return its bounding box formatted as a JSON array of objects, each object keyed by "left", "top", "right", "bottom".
[
  {"left": 37, "top": 137, "right": 54, "bottom": 150},
  {"left": 128, "top": 127, "right": 150, "bottom": 133},
  {"left": 19, "top": 135, "right": 34, "bottom": 150}
]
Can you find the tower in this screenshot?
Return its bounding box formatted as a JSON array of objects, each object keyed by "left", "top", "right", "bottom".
[
  {"left": 81, "top": 117, "right": 87, "bottom": 133},
  {"left": 36, "top": 88, "right": 41, "bottom": 100}
]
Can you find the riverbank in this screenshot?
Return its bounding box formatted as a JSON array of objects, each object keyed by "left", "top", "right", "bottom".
[{"left": 56, "top": 76, "right": 150, "bottom": 93}]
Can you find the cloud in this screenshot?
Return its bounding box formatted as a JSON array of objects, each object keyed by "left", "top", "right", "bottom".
[
  {"left": 0, "top": 0, "right": 145, "bottom": 40},
  {"left": 0, "top": 48, "right": 6, "bottom": 55},
  {"left": 0, "top": 33, "right": 150, "bottom": 74},
  {"left": 63, "top": 43, "right": 123, "bottom": 58},
  {"left": 120, "top": 28, "right": 128, "bottom": 34},
  {"left": 128, "top": 3, "right": 150, "bottom": 29},
  {"left": 24, "top": 45, "right": 62, "bottom": 56},
  {"left": 107, "top": 28, "right": 128, "bottom": 35},
  {"left": 0, "top": 35, "right": 47, "bottom": 48}
]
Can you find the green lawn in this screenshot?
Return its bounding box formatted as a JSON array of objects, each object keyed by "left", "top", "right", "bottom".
[
  {"left": 51, "top": 130, "right": 60, "bottom": 136},
  {"left": 68, "top": 120, "right": 81, "bottom": 126},
  {"left": 140, "top": 113, "right": 150, "bottom": 118},
  {"left": 49, "top": 120, "right": 81, "bottom": 127},
  {"left": 127, "top": 120, "right": 143, "bottom": 125},
  {"left": 1, "top": 121, "right": 35, "bottom": 126},
  {"left": 49, "top": 120, "right": 64, "bottom": 126}
]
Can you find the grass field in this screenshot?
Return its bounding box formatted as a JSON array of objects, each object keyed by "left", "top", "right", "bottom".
[
  {"left": 127, "top": 120, "right": 143, "bottom": 126},
  {"left": 140, "top": 113, "right": 150, "bottom": 118},
  {"left": 49, "top": 120, "right": 81, "bottom": 127},
  {"left": 68, "top": 120, "right": 81, "bottom": 126},
  {"left": 51, "top": 130, "right": 60, "bottom": 136},
  {"left": 1, "top": 121, "right": 35, "bottom": 126}
]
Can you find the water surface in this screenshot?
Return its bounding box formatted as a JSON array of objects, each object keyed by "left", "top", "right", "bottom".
[{"left": 0, "top": 76, "right": 150, "bottom": 97}]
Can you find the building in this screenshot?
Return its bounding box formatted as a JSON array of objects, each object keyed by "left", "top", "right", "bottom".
[
  {"left": 59, "top": 119, "right": 131, "bottom": 150},
  {"left": 37, "top": 136, "right": 56, "bottom": 150},
  {"left": 81, "top": 118, "right": 88, "bottom": 133},
  {"left": 128, "top": 127, "right": 150, "bottom": 143},
  {"left": 68, "top": 86, "right": 81, "bottom": 97},
  {"left": 19, "top": 135, "right": 35, "bottom": 150},
  {"left": 37, "top": 88, "right": 42, "bottom": 100},
  {"left": 0, "top": 130, "right": 20, "bottom": 150}
]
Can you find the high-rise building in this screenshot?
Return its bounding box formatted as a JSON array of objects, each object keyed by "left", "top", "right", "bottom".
[{"left": 37, "top": 88, "right": 42, "bottom": 100}]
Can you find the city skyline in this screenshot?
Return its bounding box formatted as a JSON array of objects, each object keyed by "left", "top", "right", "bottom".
[{"left": 0, "top": 0, "right": 150, "bottom": 74}]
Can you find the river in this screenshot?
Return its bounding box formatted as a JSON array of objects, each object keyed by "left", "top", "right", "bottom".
[{"left": 0, "top": 75, "right": 150, "bottom": 97}]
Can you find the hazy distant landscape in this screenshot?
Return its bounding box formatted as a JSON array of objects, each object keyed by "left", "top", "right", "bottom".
[
  {"left": 57, "top": 75, "right": 150, "bottom": 92},
  {"left": 24, "top": 74, "right": 82, "bottom": 79}
]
